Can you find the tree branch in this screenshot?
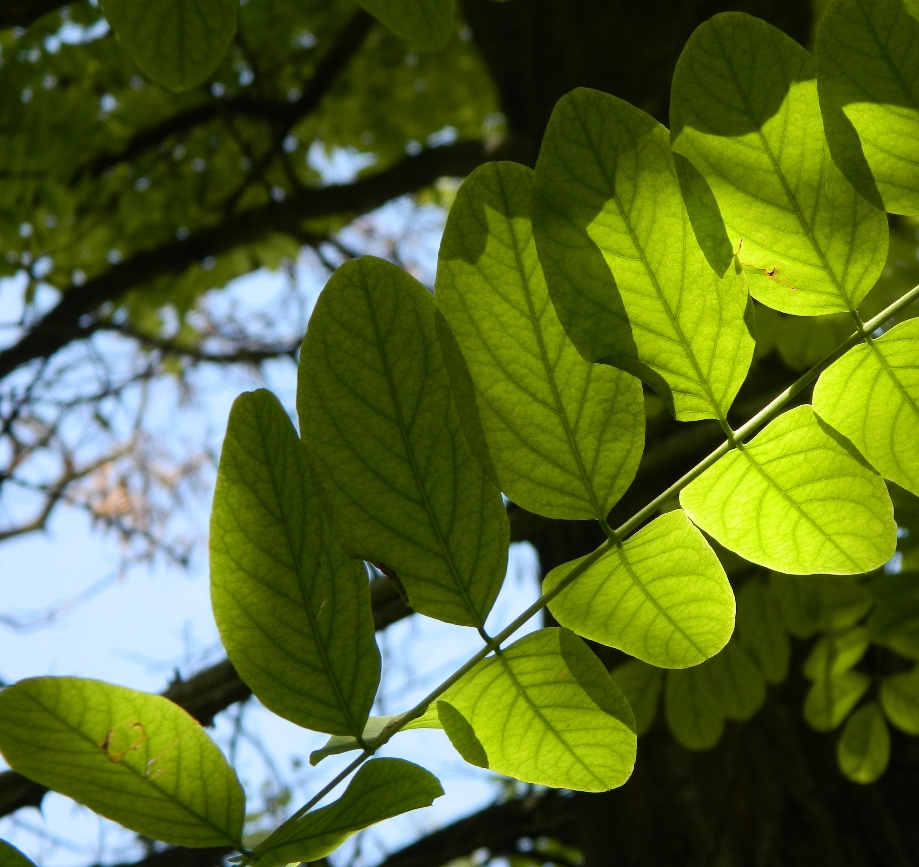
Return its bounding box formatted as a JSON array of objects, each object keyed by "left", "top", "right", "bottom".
[
  {"left": 75, "top": 9, "right": 376, "bottom": 182},
  {"left": 0, "top": 138, "right": 521, "bottom": 385},
  {"left": 0, "top": 577, "right": 411, "bottom": 821}
]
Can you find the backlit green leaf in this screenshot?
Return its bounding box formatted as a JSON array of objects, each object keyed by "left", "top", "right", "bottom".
[
  {"left": 436, "top": 161, "right": 645, "bottom": 520},
  {"left": 736, "top": 578, "right": 790, "bottom": 684},
  {"left": 880, "top": 668, "right": 919, "bottom": 734},
  {"left": 251, "top": 759, "right": 442, "bottom": 867},
  {"left": 533, "top": 88, "right": 754, "bottom": 421},
  {"left": 837, "top": 702, "right": 890, "bottom": 784},
  {"left": 100, "top": 0, "right": 237, "bottom": 91},
  {"left": 0, "top": 677, "right": 244, "bottom": 847},
  {"left": 611, "top": 660, "right": 662, "bottom": 737},
  {"left": 210, "top": 389, "right": 380, "bottom": 737},
  {"left": 309, "top": 713, "right": 434, "bottom": 765},
  {"left": 435, "top": 628, "right": 637, "bottom": 791},
  {"left": 770, "top": 573, "right": 872, "bottom": 638},
  {"left": 868, "top": 572, "right": 919, "bottom": 659},
  {"left": 680, "top": 406, "right": 896, "bottom": 574},
  {"left": 817, "top": 0, "right": 919, "bottom": 215},
  {"left": 298, "top": 257, "right": 509, "bottom": 628},
  {"left": 0, "top": 841, "right": 36, "bottom": 867},
  {"left": 357, "top": 0, "right": 454, "bottom": 50},
  {"left": 671, "top": 12, "right": 888, "bottom": 315},
  {"left": 813, "top": 318, "right": 919, "bottom": 496},
  {"left": 544, "top": 510, "right": 734, "bottom": 668},
  {"left": 804, "top": 628, "right": 870, "bottom": 680},
  {"left": 704, "top": 641, "right": 766, "bottom": 722},
  {"left": 665, "top": 666, "right": 723, "bottom": 750},
  {"left": 804, "top": 670, "right": 871, "bottom": 731},
  {"left": 774, "top": 313, "right": 854, "bottom": 372}
]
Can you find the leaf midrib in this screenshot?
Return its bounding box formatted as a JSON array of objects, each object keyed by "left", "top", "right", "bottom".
[
  {"left": 569, "top": 94, "right": 730, "bottom": 423},
  {"left": 361, "top": 276, "right": 484, "bottom": 627}
]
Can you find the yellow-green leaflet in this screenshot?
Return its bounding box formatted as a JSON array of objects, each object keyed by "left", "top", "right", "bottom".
[
  {"left": 544, "top": 510, "right": 733, "bottom": 668},
  {"left": 432, "top": 628, "right": 637, "bottom": 792},
  {"left": 436, "top": 161, "right": 644, "bottom": 520},
  {"left": 0, "top": 677, "right": 245, "bottom": 848},
  {"left": 813, "top": 318, "right": 919, "bottom": 497},
  {"left": 357, "top": 0, "right": 454, "bottom": 49},
  {"left": 681, "top": 406, "right": 896, "bottom": 574},
  {"left": 100, "top": 0, "right": 237, "bottom": 91},
  {"left": 817, "top": 0, "right": 919, "bottom": 215},
  {"left": 211, "top": 389, "right": 380, "bottom": 736},
  {"left": 534, "top": 88, "right": 754, "bottom": 421},
  {"left": 671, "top": 12, "right": 888, "bottom": 315},
  {"left": 251, "top": 759, "right": 442, "bottom": 867},
  {"left": 298, "top": 256, "right": 509, "bottom": 628}
]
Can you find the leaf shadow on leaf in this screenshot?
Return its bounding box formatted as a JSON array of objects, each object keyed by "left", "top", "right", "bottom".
[
  {"left": 672, "top": 151, "right": 734, "bottom": 277},
  {"left": 819, "top": 96, "right": 884, "bottom": 211},
  {"left": 814, "top": 412, "right": 878, "bottom": 473}
]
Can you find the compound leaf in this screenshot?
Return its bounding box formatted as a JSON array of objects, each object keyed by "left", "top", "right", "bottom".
[
  {"left": 880, "top": 669, "right": 919, "bottom": 734},
  {"left": 534, "top": 88, "right": 754, "bottom": 422},
  {"left": 665, "top": 666, "right": 723, "bottom": 750},
  {"left": 357, "top": 0, "right": 454, "bottom": 50},
  {"left": 0, "top": 677, "right": 244, "bottom": 848},
  {"left": 0, "top": 841, "right": 36, "bottom": 867},
  {"left": 837, "top": 702, "right": 890, "bottom": 784},
  {"left": 804, "top": 670, "right": 871, "bottom": 731},
  {"left": 671, "top": 12, "right": 888, "bottom": 315},
  {"left": 435, "top": 628, "right": 636, "bottom": 792},
  {"left": 817, "top": 0, "right": 919, "bottom": 215},
  {"left": 813, "top": 318, "right": 919, "bottom": 496},
  {"left": 436, "top": 161, "right": 645, "bottom": 520},
  {"left": 251, "top": 759, "right": 442, "bottom": 867},
  {"left": 544, "top": 510, "right": 734, "bottom": 668},
  {"left": 101, "top": 0, "right": 237, "bottom": 91},
  {"left": 611, "top": 660, "right": 662, "bottom": 737},
  {"left": 298, "top": 257, "right": 508, "bottom": 628},
  {"left": 680, "top": 406, "right": 896, "bottom": 574},
  {"left": 211, "top": 390, "right": 380, "bottom": 737},
  {"left": 736, "top": 578, "right": 790, "bottom": 684}
]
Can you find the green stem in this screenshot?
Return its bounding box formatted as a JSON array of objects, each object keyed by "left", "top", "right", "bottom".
[{"left": 267, "top": 280, "right": 919, "bottom": 840}]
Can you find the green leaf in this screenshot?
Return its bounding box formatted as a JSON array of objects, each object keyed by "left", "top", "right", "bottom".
[
  {"left": 665, "top": 666, "right": 723, "bottom": 751},
  {"left": 774, "top": 313, "right": 855, "bottom": 372},
  {"left": 816, "top": 0, "right": 919, "bottom": 215},
  {"left": 309, "top": 713, "right": 434, "bottom": 765},
  {"left": 100, "top": 0, "right": 237, "bottom": 91},
  {"left": 298, "top": 257, "right": 509, "bottom": 628},
  {"left": 804, "top": 670, "right": 871, "bottom": 731},
  {"left": 704, "top": 641, "right": 766, "bottom": 722},
  {"left": 804, "top": 628, "right": 870, "bottom": 680},
  {"left": 0, "top": 841, "right": 36, "bottom": 867},
  {"left": 0, "top": 677, "right": 244, "bottom": 847},
  {"left": 769, "top": 573, "right": 872, "bottom": 638},
  {"left": 813, "top": 318, "right": 919, "bottom": 497},
  {"left": 680, "top": 405, "right": 896, "bottom": 574},
  {"left": 611, "top": 660, "right": 662, "bottom": 737},
  {"left": 880, "top": 668, "right": 919, "bottom": 734},
  {"left": 357, "top": 0, "right": 454, "bottom": 50},
  {"left": 210, "top": 389, "right": 380, "bottom": 737},
  {"left": 435, "top": 628, "right": 636, "bottom": 791},
  {"left": 533, "top": 88, "right": 754, "bottom": 422},
  {"left": 868, "top": 572, "right": 919, "bottom": 659},
  {"left": 736, "top": 578, "right": 790, "bottom": 684},
  {"left": 251, "top": 759, "right": 442, "bottom": 867},
  {"left": 543, "top": 510, "right": 734, "bottom": 668},
  {"left": 435, "top": 161, "right": 645, "bottom": 520},
  {"left": 837, "top": 702, "right": 890, "bottom": 784},
  {"left": 670, "top": 12, "right": 888, "bottom": 315}
]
